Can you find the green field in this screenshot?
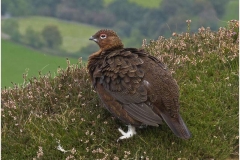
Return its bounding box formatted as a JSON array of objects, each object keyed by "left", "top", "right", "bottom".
[
  {"left": 104, "top": 0, "right": 162, "bottom": 8},
  {"left": 1, "top": 39, "right": 79, "bottom": 87},
  {"left": 219, "top": 0, "right": 239, "bottom": 26},
  {"left": 2, "top": 16, "right": 100, "bottom": 53},
  {"left": 129, "top": 0, "right": 162, "bottom": 8},
  {"left": 223, "top": 0, "right": 239, "bottom": 20}
]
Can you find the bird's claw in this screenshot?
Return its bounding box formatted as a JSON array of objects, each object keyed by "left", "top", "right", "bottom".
[{"left": 117, "top": 125, "right": 136, "bottom": 142}]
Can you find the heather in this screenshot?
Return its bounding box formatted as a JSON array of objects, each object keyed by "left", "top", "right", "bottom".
[{"left": 2, "top": 20, "right": 238, "bottom": 159}]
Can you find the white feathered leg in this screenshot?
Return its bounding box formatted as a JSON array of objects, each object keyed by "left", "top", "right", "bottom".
[{"left": 117, "top": 125, "right": 136, "bottom": 142}]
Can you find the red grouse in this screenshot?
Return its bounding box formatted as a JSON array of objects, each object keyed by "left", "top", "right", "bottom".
[{"left": 87, "top": 29, "right": 191, "bottom": 141}]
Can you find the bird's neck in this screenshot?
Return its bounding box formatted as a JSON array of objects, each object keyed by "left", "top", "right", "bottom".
[{"left": 87, "top": 49, "right": 102, "bottom": 71}]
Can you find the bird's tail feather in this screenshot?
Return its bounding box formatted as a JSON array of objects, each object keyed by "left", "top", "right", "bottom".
[{"left": 160, "top": 112, "right": 191, "bottom": 139}]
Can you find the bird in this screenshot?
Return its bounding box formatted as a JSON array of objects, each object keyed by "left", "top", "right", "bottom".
[{"left": 87, "top": 29, "right": 191, "bottom": 141}]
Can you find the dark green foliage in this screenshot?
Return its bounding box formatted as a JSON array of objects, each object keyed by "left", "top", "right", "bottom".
[
  {"left": 11, "top": 30, "right": 22, "bottom": 42},
  {"left": 1, "top": 19, "right": 21, "bottom": 42},
  {"left": 209, "top": 0, "right": 229, "bottom": 17},
  {"left": 1, "top": 0, "right": 235, "bottom": 42},
  {"left": 113, "top": 21, "right": 132, "bottom": 37},
  {"left": 55, "top": 0, "right": 109, "bottom": 27},
  {"left": 108, "top": 0, "right": 146, "bottom": 23},
  {"left": 1, "top": 0, "right": 32, "bottom": 16},
  {"left": 78, "top": 44, "right": 99, "bottom": 61},
  {"left": 1, "top": 19, "right": 19, "bottom": 35},
  {"left": 42, "top": 25, "right": 62, "bottom": 49},
  {"left": 1, "top": 0, "right": 238, "bottom": 53},
  {"left": 25, "top": 27, "right": 44, "bottom": 49},
  {"left": 1, "top": 21, "right": 239, "bottom": 159},
  {"left": 31, "top": 0, "right": 60, "bottom": 16}
]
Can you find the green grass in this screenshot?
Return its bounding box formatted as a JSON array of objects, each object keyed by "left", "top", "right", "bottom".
[
  {"left": 129, "top": 0, "right": 162, "bottom": 8},
  {"left": 1, "top": 39, "right": 79, "bottom": 87},
  {"left": 223, "top": 0, "right": 239, "bottom": 20},
  {"left": 2, "top": 16, "right": 100, "bottom": 53},
  {"left": 1, "top": 21, "right": 239, "bottom": 159},
  {"left": 104, "top": 0, "right": 162, "bottom": 8},
  {"left": 219, "top": 0, "right": 239, "bottom": 26},
  {"left": 103, "top": 0, "right": 115, "bottom": 6}
]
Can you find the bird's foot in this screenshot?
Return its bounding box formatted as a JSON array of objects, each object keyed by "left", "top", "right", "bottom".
[{"left": 117, "top": 125, "right": 136, "bottom": 142}]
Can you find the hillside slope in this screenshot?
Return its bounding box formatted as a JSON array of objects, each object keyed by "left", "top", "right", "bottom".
[
  {"left": 2, "top": 21, "right": 238, "bottom": 159},
  {"left": 2, "top": 40, "right": 79, "bottom": 87}
]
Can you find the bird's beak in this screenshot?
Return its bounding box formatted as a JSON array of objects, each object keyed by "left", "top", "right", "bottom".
[{"left": 89, "top": 36, "right": 98, "bottom": 42}]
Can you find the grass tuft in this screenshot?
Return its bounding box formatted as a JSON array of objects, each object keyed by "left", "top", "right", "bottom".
[{"left": 2, "top": 20, "right": 239, "bottom": 159}]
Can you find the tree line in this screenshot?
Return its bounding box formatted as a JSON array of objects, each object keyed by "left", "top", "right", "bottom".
[
  {"left": 2, "top": 0, "right": 228, "bottom": 34},
  {"left": 2, "top": 19, "right": 63, "bottom": 51},
  {"left": 2, "top": 0, "right": 229, "bottom": 51}
]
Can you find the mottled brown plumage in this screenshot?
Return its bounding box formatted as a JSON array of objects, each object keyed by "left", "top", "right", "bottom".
[{"left": 87, "top": 29, "right": 191, "bottom": 140}]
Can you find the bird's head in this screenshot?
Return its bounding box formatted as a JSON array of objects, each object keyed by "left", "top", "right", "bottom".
[{"left": 89, "top": 29, "right": 124, "bottom": 51}]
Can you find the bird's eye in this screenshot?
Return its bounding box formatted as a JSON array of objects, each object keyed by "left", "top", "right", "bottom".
[{"left": 100, "top": 34, "right": 107, "bottom": 39}]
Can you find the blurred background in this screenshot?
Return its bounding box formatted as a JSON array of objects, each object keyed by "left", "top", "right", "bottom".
[{"left": 1, "top": 0, "right": 239, "bottom": 87}]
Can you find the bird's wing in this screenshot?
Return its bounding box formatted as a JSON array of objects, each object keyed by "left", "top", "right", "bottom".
[
  {"left": 142, "top": 54, "right": 191, "bottom": 139},
  {"left": 94, "top": 48, "right": 190, "bottom": 139},
  {"left": 100, "top": 49, "right": 147, "bottom": 103},
  {"left": 96, "top": 48, "right": 162, "bottom": 126}
]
